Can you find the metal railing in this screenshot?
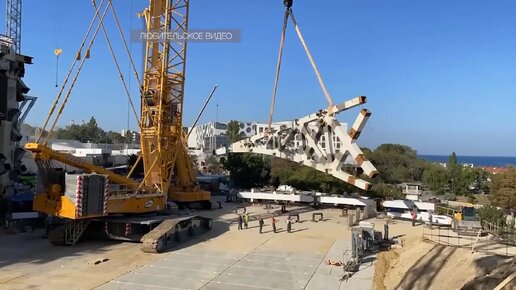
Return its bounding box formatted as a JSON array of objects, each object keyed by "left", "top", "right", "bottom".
[
  {"left": 422, "top": 225, "right": 515, "bottom": 257},
  {"left": 481, "top": 220, "right": 516, "bottom": 245}
]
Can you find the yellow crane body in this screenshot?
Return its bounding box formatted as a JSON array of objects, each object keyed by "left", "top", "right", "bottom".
[{"left": 24, "top": 0, "right": 214, "bottom": 252}]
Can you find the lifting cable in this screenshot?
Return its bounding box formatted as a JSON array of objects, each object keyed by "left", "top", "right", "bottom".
[
  {"left": 40, "top": 0, "right": 145, "bottom": 146},
  {"left": 266, "top": 5, "right": 289, "bottom": 135},
  {"left": 289, "top": 9, "right": 334, "bottom": 110},
  {"left": 266, "top": 0, "right": 335, "bottom": 134},
  {"left": 37, "top": 0, "right": 107, "bottom": 143},
  {"left": 109, "top": 2, "right": 142, "bottom": 87},
  {"left": 43, "top": 1, "right": 111, "bottom": 145},
  {"left": 92, "top": 0, "right": 140, "bottom": 129}
]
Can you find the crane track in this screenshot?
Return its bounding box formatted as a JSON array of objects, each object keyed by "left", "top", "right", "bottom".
[
  {"left": 48, "top": 223, "right": 67, "bottom": 246},
  {"left": 140, "top": 216, "right": 213, "bottom": 253}
]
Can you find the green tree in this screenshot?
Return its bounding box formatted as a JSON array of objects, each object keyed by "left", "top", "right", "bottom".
[
  {"left": 222, "top": 153, "right": 270, "bottom": 188},
  {"left": 491, "top": 167, "right": 516, "bottom": 209},
  {"left": 423, "top": 164, "right": 448, "bottom": 194},
  {"left": 54, "top": 117, "right": 105, "bottom": 143},
  {"left": 447, "top": 152, "right": 461, "bottom": 195},
  {"left": 474, "top": 168, "right": 491, "bottom": 194},
  {"left": 269, "top": 158, "right": 356, "bottom": 194},
  {"left": 205, "top": 155, "right": 223, "bottom": 173},
  {"left": 371, "top": 183, "right": 403, "bottom": 199},
  {"left": 367, "top": 144, "right": 425, "bottom": 184},
  {"left": 106, "top": 131, "right": 126, "bottom": 144},
  {"left": 476, "top": 205, "right": 506, "bottom": 225},
  {"left": 227, "top": 120, "right": 242, "bottom": 144}
]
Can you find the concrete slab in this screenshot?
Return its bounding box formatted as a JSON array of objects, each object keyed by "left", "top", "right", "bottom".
[
  {"left": 94, "top": 206, "right": 377, "bottom": 290},
  {"left": 115, "top": 272, "right": 208, "bottom": 289},
  {"left": 151, "top": 259, "right": 231, "bottom": 272},
  {"left": 213, "top": 273, "right": 305, "bottom": 290},
  {"left": 232, "top": 259, "right": 316, "bottom": 274},
  {"left": 223, "top": 266, "right": 310, "bottom": 283},
  {"left": 97, "top": 281, "right": 178, "bottom": 290},
  {"left": 200, "top": 283, "right": 275, "bottom": 290},
  {"left": 242, "top": 253, "right": 321, "bottom": 267},
  {"left": 135, "top": 265, "right": 220, "bottom": 280},
  {"left": 308, "top": 239, "right": 375, "bottom": 290}
]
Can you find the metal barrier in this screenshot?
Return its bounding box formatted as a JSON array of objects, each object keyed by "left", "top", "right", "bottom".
[
  {"left": 312, "top": 212, "right": 323, "bottom": 222},
  {"left": 422, "top": 226, "right": 514, "bottom": 257},
  {"left": 288, "top": 213, "right": 300, "bottom": 222},
  {"left": 235, "top": 206, "right": 246, "bottom": 214},
  {"left": 481, "top": 220, "right": 516, "bottom": 245}
]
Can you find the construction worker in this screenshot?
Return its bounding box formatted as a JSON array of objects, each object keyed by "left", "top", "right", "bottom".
[
  {"left": 259, "top": 218, "right": 264, "bottom": 234},
  {"left": 457, "top": 211, "right": 463, "bottom": 221},
  {"left": 411, "top": 208, "right": 417, "bottom": 227},
  {"left": 238, "top": 215, "right": 243, "bottom": 230},
  {"left": 272, "top": 217, "right": 277, "bottom": 233},
  {"left": 244, "top": 212, "right": 250, "bottom": 229}
]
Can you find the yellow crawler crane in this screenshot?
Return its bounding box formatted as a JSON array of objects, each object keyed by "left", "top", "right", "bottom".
[{"left": 25, "top": 0, "right": 213, "bottom": 253}]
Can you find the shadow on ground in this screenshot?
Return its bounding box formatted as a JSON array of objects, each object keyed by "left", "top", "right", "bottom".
[
  {"left": 461, "top": 255, "right": 515, "bottom": 290},
  {"left": 0, "top": 196, "right": 233, "bottom": 269},
  {"left": 395, "top": 244, "right": 457, "bottom": 290}
]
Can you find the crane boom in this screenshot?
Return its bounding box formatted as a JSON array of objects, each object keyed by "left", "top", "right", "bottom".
[
  {"left": 140, "top": 0, "right": 195, "bottom": 196},
  {"left": 6, "top": 0, "right": 22, "bottom": 52},
  {"left": 25, "top": 143, "right": 138, "bottom": 186}
]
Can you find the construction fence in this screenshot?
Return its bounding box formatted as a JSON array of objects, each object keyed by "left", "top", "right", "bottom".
[{"left": 422, "top": 226, "right": 516, "bottom": 257}]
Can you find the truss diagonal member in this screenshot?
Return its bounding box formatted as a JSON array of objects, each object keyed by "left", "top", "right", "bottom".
[
  {"left": 333, "top": 96, "right": 367, "bottom": 113},
  {"left": 348, "top": 109, "right": 370, "bottom": 140},
  {"left": 327, "top": 117, "right": 378, "bottom": 179},
  {"left": 217, "top": 98, "right": 378, "bottom": 191}
]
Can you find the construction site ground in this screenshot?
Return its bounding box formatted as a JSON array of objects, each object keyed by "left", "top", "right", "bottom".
[
  {"left": 0, "top": 198, "right": 514, "bottom": 290},
  {"left": 375, "top": 222, "right": 516, "bottom": 290}
]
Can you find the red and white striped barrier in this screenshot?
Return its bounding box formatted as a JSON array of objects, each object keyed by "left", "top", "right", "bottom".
[
  {"left": 103, "top": 178, "right": 109, "bottom": 215},
  {"left": 75, "top": 175, "right": 84, "bottom": 217}
]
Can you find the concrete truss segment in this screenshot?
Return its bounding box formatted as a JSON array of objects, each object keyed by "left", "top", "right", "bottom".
[{"left": 217, "top": 96, "right": 378, "bottom": 191}]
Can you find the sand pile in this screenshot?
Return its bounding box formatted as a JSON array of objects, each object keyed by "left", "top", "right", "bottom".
[{"left": 375, "top": 238, "right": 515, "bottom": 290}]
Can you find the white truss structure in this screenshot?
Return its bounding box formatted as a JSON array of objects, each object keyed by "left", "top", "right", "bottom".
[{"left": 216, "top": 96, "right": 378, "bottom": 191}]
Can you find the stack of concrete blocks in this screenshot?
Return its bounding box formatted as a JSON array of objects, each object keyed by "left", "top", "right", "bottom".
[
  {"left": 347, "top": 205, "right": 378, "bottom": 228},
  {"left": 0, "top": 43, "right": 32, "bottom": 196}
]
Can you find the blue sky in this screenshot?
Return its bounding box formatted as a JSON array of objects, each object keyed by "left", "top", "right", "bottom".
[{"left": 11, "top": 0, "right": 516, "bottom": 156}]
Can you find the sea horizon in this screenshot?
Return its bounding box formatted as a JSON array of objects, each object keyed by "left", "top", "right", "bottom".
[{"left": 418, "top": 154, "right": 516, "bottom": 167}]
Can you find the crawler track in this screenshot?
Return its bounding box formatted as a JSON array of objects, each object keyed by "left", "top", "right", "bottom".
[{"left": 140, "top": 216, "right": 213, "bottom": 253}]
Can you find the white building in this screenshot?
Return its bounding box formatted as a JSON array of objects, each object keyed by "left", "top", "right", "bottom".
[
  {"left": 401, "top": 182, "right": 423, "bottom": 201},
  {"left": 20, "top": 138, "right": 140, "bottom": 174},
  {"left": 121, "top": 129, "right": 140, "bottom": 143},
  {"left": 187, "top": 121, "right": 258, "bottom": 154}
]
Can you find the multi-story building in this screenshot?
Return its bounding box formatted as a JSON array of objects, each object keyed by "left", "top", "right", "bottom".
[
  {"left": 121, "top": 129, "right": 141, "bottom": 143},
  {"left": 187, "top": 121, "right": 258, "bottom": 154}
]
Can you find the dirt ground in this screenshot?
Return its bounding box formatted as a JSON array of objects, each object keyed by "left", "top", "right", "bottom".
[
  {"left": 0, "top": 202, "right": 365, "bottom": 290},
  {"left": 374, "top": 221, "right": 516, "bottom": 290},
  {"left": 2, "top": 203, "right": 514, "bottom": 290}
]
